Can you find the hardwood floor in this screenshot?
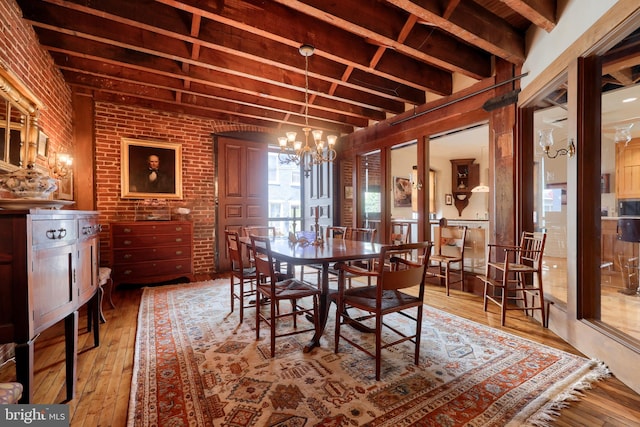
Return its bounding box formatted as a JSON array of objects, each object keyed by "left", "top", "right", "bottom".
[{"left": 1, "top": 274, "right": 639, "bottom": 426}]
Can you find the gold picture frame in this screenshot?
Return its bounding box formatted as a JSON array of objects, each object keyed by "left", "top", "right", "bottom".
[
  {"left": 121, "top": 138, "right": 183, "bottom": 199},
  {"left": 56, "top": 171, "right": 74, "bottom": 201}
]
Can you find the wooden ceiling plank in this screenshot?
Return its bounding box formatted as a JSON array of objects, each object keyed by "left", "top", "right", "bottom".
[
  {"left": 25, "top": 5, "right": 426, "bottom": 107},
  {"left": 159, "top": 0, "right": 455, "bottom": 93},
  {"left": 499, "top": 0, "right": 556, "bottom": 32},
  {"left": 25, "top": 0, "right": 423, "bottom": 112},
  {"left": 32, "top": 22, "right": 405, "bottom": 126},
  {"left": 387, "top": 0, "right": 525, "bottom": 64},
  {"left": 273, "top": 0, "right": 490, "bottom": 80},
  {"left": 48, "top": 48, "right": 386, "bottom": 124}
]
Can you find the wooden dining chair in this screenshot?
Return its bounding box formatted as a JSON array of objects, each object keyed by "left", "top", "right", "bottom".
[
  {"left": 479, "top": 231, "right": 547, "bottom": 327},
  {"left": 333, "top": 241, "right": 433, "bottom": 380},
  {"left": 225, "top": 230, "right": 258, "bottom": 324},
  {"left": 426, "top": 225, "right": 467, "bottom": 296},
  {"left": 344, "top": 227, "right": 378, "bottom": 287},
  {"left": 250, "top": 235, "right": 321, "bottom": 357}
]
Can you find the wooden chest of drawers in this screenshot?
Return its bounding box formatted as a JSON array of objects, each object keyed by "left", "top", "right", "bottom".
[{"left": 111, "top": 221, "right": 193, "bottom": 287}]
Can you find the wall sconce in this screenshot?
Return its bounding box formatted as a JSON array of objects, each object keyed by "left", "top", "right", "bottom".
[
  {"left": 539, "top": 129, "right": 575, "bottom": 159},
  {"left": 614, "top": 123, "right": 633, "bottom": 145},
  {"left": 48, "top": 151, "right": 73, "bottom": 178},
  {"left": 411, "top": 165, "right": 423, "bottom": 190}
]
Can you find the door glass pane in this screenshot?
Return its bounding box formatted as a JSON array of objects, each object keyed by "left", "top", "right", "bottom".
[
  {"left": 390, "top": 142, "right": 417, "bottom": 243},
  {"left": 268, "top": 151, "right": 301, "bottom": 237},
  {"left": 600, "top": 28, "right": 640, "bottom": 342},
  {"left": 533, "top": 79, "right": 569, "bottom": 304},
  {"left": 357, "top": 150, "right": 381, "bottom": 240}
]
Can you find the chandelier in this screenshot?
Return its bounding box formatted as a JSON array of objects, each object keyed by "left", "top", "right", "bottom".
[{"left": 278, "top": 44, "right": 337, "bottom": 177}]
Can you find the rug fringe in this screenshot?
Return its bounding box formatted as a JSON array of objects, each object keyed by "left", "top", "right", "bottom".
[{"left": 508, "top": 359, "right": 611, "bottom": 427}]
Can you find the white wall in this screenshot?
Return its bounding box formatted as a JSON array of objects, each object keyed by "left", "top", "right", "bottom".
[{"left": 522, "top": 0, "right": 618, "bottom": 90}]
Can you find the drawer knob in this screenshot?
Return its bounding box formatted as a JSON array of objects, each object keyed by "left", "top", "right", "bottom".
[
  {"left": 123, "top": 240, "right": 132, "bottom": 245},
  {"left": 175, "top": 251, "right": 183, "bottom": 255},
  {"left": 176, "top": 227, "right": 183, "bottom": 231},
  {"left": 176, "top": 238, "right": 182, "bottom": 242},
  {"left": 123, "top": 228, "right": 132, "bottom": 233},
  {"left": 124, "top": 254, "right": 132, "bottom": 259},
  {"left": 175, "top": 265, "right": 183, "bottom": 270},
  {"left": 124, "top": 270, "right": 132, "bottom": 275}
]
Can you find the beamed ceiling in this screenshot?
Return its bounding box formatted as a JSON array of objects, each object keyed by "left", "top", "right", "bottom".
[{"left": 16, "top": 0, "right": 559, "bottom": 137}]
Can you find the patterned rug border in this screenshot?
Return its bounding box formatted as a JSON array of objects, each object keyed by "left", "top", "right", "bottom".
[{"left": 127, "top": 279, "right": 610, "bottom": 427}]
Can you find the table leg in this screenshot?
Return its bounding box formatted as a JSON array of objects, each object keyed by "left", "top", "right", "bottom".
[{"left": 304, "top": 261, "right": 330, "bottom": 352}]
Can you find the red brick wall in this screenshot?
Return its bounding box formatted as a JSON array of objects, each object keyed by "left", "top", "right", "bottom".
[
  {"left": 0, "top": 0, "right": 73, "bottom": 165},
  {"left": 95, "top": 102, "right": 267, "bottom": 275}
]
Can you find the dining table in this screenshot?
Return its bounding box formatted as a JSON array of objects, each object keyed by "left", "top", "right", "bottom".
[{"left": 241, "top": 236, "right": 382, "bottom": 352}]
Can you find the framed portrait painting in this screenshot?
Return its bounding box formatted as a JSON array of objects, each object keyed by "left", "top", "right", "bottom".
[{"left": 121, "top": 138, "right": 183, "bottom": 199}]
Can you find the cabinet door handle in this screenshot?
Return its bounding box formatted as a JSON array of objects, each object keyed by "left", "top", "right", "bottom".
[{"left": 46, "top": 228, "right": 67, "bottom": 239}]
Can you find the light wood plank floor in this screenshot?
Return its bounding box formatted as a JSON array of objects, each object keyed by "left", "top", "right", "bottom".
[{"left": 1, "top": 274, "right": 639, "bottom": 426}]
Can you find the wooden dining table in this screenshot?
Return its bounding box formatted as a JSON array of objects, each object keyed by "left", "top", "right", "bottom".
[{"left": 241, "top": 236, "right": 382, "bottom": 351}]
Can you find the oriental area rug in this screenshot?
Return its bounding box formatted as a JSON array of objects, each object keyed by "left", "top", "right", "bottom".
[{"left": 127, "top": 280, "right": 609, "bottom": 427}]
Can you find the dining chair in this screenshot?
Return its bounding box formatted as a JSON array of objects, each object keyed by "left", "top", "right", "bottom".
[
  {"left": 243, "top": 225, "right": 293, "bottom": 278},
  {"left": 345, "top": 227, "right": 378, "bottom": 287},
  {"left": 376, "top": 221, "right": 413, "bottom": 269},
  {"left": 479, "top": 231, "right": 548, "bottom": 327},
  {"left": 299, "top": 226, "right": 348, "bottom": 282},
  {"left": 242, "top": 225, "right": 277, "bottom": 238},
  {"left": 426, "top": 225, "right": 468, "bottom": 296},
  {"left": 250, "top": 234, "right": 321, "bottom": 357},
  {"left": 333, "top": 241, "right": 433, "bottom": 380},
  {"left": 225, "top": 230, "right": 258, "bottom": 324}
]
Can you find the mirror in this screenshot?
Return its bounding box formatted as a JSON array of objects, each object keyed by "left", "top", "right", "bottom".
[{"left": 0, "top": 64, "right": 42, "bottom": 172}]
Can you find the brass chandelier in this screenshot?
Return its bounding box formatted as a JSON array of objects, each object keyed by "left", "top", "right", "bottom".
[{"left": 278, "top": 44, "right": 337, "bottom": 177}]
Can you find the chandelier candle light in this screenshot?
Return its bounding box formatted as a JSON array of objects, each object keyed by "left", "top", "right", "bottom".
[{"left": 278, "top": 44, "right": 338, "bottom": 177}]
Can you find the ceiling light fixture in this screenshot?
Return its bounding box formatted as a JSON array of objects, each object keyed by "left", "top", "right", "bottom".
[
  {"left": 539, "top": 128, "right": 575, "bottom": 159},
  {"left": 278, "top": 44, "right": 337, "bottom": 177}
]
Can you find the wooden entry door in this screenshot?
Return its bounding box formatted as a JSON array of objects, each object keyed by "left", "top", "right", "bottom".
[
  {"left": 216, "top": 135, "right": 268, "bottom": 271},
  {"left": 304, "top": 160, "right": 335, "bottom": 234}
]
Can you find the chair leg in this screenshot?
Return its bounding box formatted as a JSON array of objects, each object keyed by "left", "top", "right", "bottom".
[
  {"left": 230, "top": 276, "right": 235, "bottom": 314},
  {"left": 256, "top": 293, "right": 261, "bottom": 341},
  {"left": 445, "top": 263, "right": 450, "bottom": 296},
  {"left": 500, "top": 278, "right": 507, "bottom": 326},
  {"left": 415, "top": 305, "right": 423, "bottom": 366},
  {"left": 375, "top": 314, "right": 382, "bottom": 381},
  {"left": 106, "top": 278, "right": 116, "bottom": 309},
  {"left": 270, "top": 298, "right": 277, "bottom": 358},
  {"left": 537, "top": 271, "right": 547, "bottom": 327},
  {"left": 239, "top": 279, "right": 244, "bottom": 324}
]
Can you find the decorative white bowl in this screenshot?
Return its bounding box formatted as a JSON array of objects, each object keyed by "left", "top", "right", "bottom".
[{"left": 0, "top": 167, "right": 57, "bottom": 199}]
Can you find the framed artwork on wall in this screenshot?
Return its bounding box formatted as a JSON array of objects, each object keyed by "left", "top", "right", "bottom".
[
  {"left": 37, "top": 129, "right": 48, "bottom": 158},
  {"left": 393, "top": 176, "right": 412, "bottom": 207},
  {"left": 121, "top": 138, "right": 183, "bottom": 199},
  {"left": 56, "top": 171, "right": 73, "bottom": 201}
]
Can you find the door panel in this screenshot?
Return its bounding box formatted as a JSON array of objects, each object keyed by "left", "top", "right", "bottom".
[
  {"left": 217, "top": 136, "right": 268, "bottom": 271},
  {"left": 304, "top": 160, "right": 334, "bottom": 233}
]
